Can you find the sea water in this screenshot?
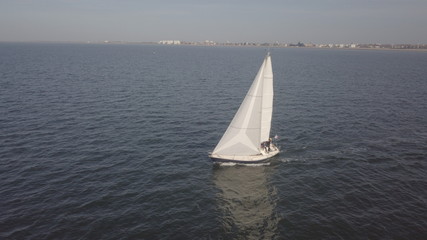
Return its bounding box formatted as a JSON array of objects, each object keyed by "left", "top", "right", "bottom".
[{"left": 1, "top": 43, "right": 426, "bottom": 239}]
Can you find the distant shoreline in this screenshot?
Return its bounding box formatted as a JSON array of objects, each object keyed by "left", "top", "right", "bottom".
[{"left": 1, "top": 40, "right": 426, "bottom": 52}]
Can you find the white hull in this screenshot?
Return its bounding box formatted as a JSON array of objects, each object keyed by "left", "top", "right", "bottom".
[{"left": 210, "top": 144, "right": 280, "bottom": 163}]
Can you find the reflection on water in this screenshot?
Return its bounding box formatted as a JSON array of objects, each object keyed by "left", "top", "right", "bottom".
[{"left": 213, "top": 164, "right": 280, "bottom": 239}]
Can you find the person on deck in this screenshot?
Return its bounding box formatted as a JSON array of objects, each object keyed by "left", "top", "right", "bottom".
[{"left": 266, "top": 139, "right": 271, "bottom": 152}]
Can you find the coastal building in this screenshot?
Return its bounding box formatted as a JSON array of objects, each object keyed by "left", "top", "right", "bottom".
[{"left": 158, "top": 40, "right": 181, "bottom": 45}]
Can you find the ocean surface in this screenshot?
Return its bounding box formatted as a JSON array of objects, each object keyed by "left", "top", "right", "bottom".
[{"left": 1, "top": 43, "right": 426, "bottom": 239}]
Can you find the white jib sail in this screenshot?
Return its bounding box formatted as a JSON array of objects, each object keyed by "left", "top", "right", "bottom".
[{"left": 212, "top": 54, "right": 273, "bottom": 157}]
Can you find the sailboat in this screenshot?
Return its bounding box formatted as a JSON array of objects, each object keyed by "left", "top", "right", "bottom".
[{"left": 209, "top": 53, "right": 280, "bottom": 163}]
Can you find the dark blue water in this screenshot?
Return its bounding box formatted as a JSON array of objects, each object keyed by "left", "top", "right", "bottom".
[{"left": 1, "top": 43, "right": 426, "bottom": 239}]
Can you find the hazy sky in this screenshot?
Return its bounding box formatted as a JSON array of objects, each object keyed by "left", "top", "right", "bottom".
[{"left": 1, "top": 0, "right": 426, "bottom": 44}]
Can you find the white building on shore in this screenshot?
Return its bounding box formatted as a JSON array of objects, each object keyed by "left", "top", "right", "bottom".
[{"left": 158, "top": 40, "right": 181, "bottom": 45}]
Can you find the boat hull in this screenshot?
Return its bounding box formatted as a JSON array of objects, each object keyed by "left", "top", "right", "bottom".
[{"left": 209, "top": 146, "right": 280, "bottom": 164}]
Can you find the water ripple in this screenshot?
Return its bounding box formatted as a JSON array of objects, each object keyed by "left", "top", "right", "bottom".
[{"left": 0, "top": 44, "right": 426, "bottom": 239}]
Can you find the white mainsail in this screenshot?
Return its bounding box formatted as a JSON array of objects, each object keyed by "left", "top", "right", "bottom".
[{"left": 210, "top": 53, "right": 279, "bottom": 162}]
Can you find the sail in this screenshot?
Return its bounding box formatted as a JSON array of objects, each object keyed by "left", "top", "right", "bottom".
[
  {"left": 212, "top": 54, "right": 273, "bottom": 156},
  {"left": 260, "top": 54, "right": 273, "bottom": 142}
]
